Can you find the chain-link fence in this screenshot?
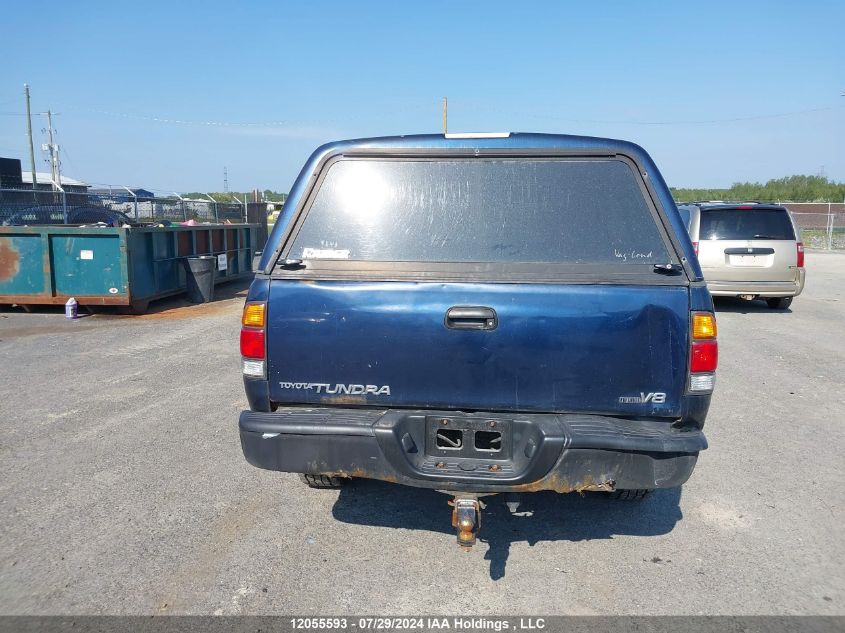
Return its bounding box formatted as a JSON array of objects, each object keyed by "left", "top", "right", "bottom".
[
  {"left": 5, "top": 187, "right": 841, "bottom": 249},
  {"left": 0, "top": 187, "right": 248, "bottom": 225},
  {"left": 783, "top": 203, "right": 845, "bottom": 250}
]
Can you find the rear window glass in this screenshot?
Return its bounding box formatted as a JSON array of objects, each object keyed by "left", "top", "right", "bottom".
[
  {"left": 677, "top": 207, "right": 691, "bottom": 230},
  {"left": 700, "top": 209, "right": 795, "bottom": 240},
  {"left": 289, "top": 159, "right": 670, "bottom": 264}
]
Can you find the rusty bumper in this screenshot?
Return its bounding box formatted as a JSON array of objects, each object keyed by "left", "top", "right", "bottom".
[{"left": 239, "top": 407, "right": 705, "bottom": 494}]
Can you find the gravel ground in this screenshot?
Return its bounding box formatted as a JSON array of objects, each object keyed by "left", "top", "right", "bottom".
[{"left": 0, "top": 252, "right": 842, "bottom": 615}]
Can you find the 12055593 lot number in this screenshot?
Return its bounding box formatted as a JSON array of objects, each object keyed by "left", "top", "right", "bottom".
[
  {"left": 290, "top": 618, "right": 348, "bottom": 629},
  {"left": 290, "top": 618, "right": 430, "bottom": 630}
]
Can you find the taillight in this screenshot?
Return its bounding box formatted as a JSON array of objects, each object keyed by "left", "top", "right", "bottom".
[
  {"left": 240, "top": 328, "right": 265, "bottom": 359},
  {"left": 692, "top": 241, "right": 699, "bottom": 256},
  {"left": 690, "top": 340, "right": 718, "bottom": 372},
  {"left": 796, "top": 242, "right": 804, "bottom": 268},
  {"left": 689, "top": 312, "right": 717, "bottom": 392},
  {"left": 240, "top": 302, "right": 266, "bottom": 375}
]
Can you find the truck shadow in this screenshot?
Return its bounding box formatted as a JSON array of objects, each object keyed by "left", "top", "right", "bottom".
[{"left": 331, "top": 481, "right": 682, "bottom": 580}]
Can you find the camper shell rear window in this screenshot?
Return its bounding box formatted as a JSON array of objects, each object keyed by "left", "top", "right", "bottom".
[{"left": 288, "top": 158, "right": 671, "bottom": 265}]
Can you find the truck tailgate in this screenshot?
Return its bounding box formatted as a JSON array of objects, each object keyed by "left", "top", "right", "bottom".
[{"left": 267, "top": 280, "right": 688, "bottom": 417}]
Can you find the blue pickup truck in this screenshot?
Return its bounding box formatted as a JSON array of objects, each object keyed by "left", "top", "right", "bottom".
[{"left": 238, "top": 133, "right": 717, "bottom": 548}]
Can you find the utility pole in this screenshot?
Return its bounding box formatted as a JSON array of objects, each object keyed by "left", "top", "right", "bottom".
[
  {"left": 24, "top": 84, "right": 37, "bottom": 189},
  {"left": 442, "top": 97, "right": 448, "bottom": 134},
  {"left": 223, "top": 166, "right": 229, "bottom": 193},
  {"left": 45, "top": 110, "right": 61, "bottom": 190}
]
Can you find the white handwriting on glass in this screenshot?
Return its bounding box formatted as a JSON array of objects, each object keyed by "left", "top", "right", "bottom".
[{"left": 614, "top": 248, "right": 653, "bottom": 262}]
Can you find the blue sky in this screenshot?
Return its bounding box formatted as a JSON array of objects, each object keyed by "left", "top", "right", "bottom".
[{"left": 1, "top": 1, "right": 842, "bottom": 193}]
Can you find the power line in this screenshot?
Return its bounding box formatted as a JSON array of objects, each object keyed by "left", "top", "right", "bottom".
[
  {"left": 82, "top": 108, "right": 294, "bottom": 128},
  {"left": 526, "top": 104, "right": 844, "bottom": 126},
  {"left": 31, "top": 100, "right": 845, "bottom": 131}
]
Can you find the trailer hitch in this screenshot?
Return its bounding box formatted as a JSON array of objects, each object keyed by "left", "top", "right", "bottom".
[{"left": 449, "top": 496, "right": 482, "bottom": 550}]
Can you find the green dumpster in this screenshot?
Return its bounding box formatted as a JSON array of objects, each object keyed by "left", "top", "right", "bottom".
[{"left": 0, "top": 224, "right": 261, "bottom": 313}]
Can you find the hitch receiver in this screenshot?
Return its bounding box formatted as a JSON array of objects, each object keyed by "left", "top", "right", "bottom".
[{"left": 450, "top": 496, "right": 481, "bottom": 550}]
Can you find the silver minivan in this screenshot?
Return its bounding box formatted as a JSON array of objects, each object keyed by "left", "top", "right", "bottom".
[{"left": 677, "top": 203, "right": 805, "bottom": 309}]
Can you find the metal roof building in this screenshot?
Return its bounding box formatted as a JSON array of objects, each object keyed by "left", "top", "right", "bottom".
[{"left": 20, "top": 172, "right": 89, "bottom": 190}]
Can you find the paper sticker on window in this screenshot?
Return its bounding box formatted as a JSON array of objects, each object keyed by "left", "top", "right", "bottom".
[
  {"left": 80, "top": 250, "right": 94, "bottom": 260},
  {"left": 217, "top": 253, "right": 228, "bottom": 271},
  {"left": 302, "top": 247, "right": 350, "bottom": 259}
]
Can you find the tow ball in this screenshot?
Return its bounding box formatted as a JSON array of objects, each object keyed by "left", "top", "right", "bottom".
[{"left": 449, "top": 496, "right": 483, "bottom": 550}]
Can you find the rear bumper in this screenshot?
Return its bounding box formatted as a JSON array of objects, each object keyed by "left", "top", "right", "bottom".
[
  {"left": 705, "top": 268, "right": 805, "bottom": 297},
  {"left": 239, "top": 407, "right": 706, "bottom": 493}
]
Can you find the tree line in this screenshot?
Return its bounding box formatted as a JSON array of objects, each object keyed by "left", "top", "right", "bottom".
[
  {"left": 185, "top": 175, "right": 844, "bottom": 206},
  {"left": 671, "top": 175, "right": 845, "bottom": 203}
]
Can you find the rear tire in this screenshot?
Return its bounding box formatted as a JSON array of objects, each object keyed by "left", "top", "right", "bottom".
[
  {"left": 298, "top": 474, "right": 348, "bottom": 489},
  {"left": 766, "top": 297, "right": 793, "bottom": 310},
  {"left": 608, "top": 489, "right": 651, "bottom": 501}
]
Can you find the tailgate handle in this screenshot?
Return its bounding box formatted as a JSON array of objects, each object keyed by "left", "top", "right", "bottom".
[{"left": 445, "top": 306, "right": 497, "bottom": 330}]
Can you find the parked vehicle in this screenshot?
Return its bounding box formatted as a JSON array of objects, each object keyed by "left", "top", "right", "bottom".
[
  {"left": 677, "top": 202, "right": 805, "bottom": 309},
  {"left": 238, "top": 133, "right": 716, "bottom": 548},
  {"left": 1, "top": 205, "right": 133, "bottom": 227}
]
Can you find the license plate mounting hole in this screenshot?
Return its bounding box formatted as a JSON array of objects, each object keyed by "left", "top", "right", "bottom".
[
  {"left": 475, "top": 430, "right": 502, "bottom": 452},
  {"left": 435, "top": 428, "right": 463, "bottom": 449}
]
